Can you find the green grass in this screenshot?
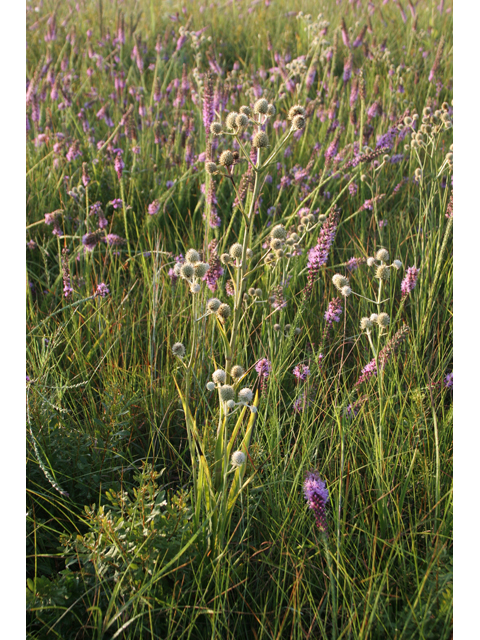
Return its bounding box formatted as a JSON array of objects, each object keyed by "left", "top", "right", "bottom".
[{"left": 26, "top": 1, "right": 452, "bottom": 638}]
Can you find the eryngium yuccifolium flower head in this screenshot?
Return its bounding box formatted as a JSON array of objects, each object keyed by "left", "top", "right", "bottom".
[
  {"left": 266, "top": 104, "right": 276, "bottom": 116},
  {"left": 376, "top": 248, "right": 390, "bottom": 262},
  {"left": 226, "top": 111, "right": 239, "bottom": 130},
  {"left": 288, "top": 105, "right": 306, "bottom": 120},
  {"left": 180, "top": 263, "right": 194, "bottom": 279},
  {"left": 230, "top": 243, "right": 243, "bottom": 259},
  {"left": 341, "top": 285, "right": 352, "bottom": 297},
  {"left": 172, "top": 342, "right": 185, "bottom": 358},
  {"left": 370, "top": 313, "right": 379, "bottom": 323},
  {"left": 212, "top": 369, "right": 226, "bottom": 384},
  {"left": 366, "top": 257, "right": 376, "bottom": 267},
  {"left": 235, "top": 113, "right": 249, "bottom": 128},
  {"left": 186, "top": 249, "right": 200, "bottom": 264},
  {"left": 193, "top": 262, "right": 209, "bottom": 278},
  {"left": 231, "top": 450, "right": 246, "bottom": 466},
  {"left": 206, "top": 381, "right": 215, "bottom": 391},
  {"left": 271, "top": 224, "right": 287, "bottom": 240},
  {"left": 393, "top": 259, "right": 402, "bottom": 270},
  {"left": 270, "top": 238, "right": 283, "bottom": 251},
  {"left": 206, "top": 161, "right": 217, "bottom": 174},
  {"left": 219, "top": 150, "right": 234, "bottom": 166},
  {"left": 210, "top": 122, "right": 222, "bottom": 135},
  {"left": 255, "top": 288, "right": 262, "bottom": 297},
  {"left": 275, "top": 249, "right": 285, "bottom": 258},
  {"left": 190, "top": 283, "right": 201, "bottom": 293},
  {"left": 292, "top": 114, "right": 306, "bottom": 130},
  {"left": 220, "top": 253, "right": 231, "bottom": 265},
  {"left": 240, "top": 105, "right": 251, "bottom": 116},
  {"left": 231, "top": 365, "right": 245, "bottom": 379},
  {"left": 377, "top": 312, "right": 390, "bottom": 328},
  {"left": 253, "top": 131, "right": 269, "bottom": 148},
  {"left": 404, "top": 116, "right": 413, "bottom": 126},
  {"left": 238, "top": 388, "right": 253, "bottom": 403},
  {"left": 207, "top": 298, "right": 221, "bottom": 312},
  {"left": 376, "top": 265, "right": 390, "bottom": 281},
  {"left": 360, "top": 317, "right": 373, "bottom": 330},
  {"left": 246, "top": 248, "right": 253, "bottom": 259},
  {"left": 248, "top": 287, "right": 256, "bottom": 296},
  {"left": 226, "top": 399, "right": 236, "bottom": 410},
  {"left": 273, "top": 323, "right": 281, "bottom": 331},
  {"left": 332, "top": 274, "right": 349, "bottom": 289},
  {"left": 254, "top": 98, "right": 269, "bottom": 114},
  {"left": 219, "top": 384, "right": 235, "bottom": 402},
  {"left": 217, "top": 303, "right": 231, "bottom": 319}
]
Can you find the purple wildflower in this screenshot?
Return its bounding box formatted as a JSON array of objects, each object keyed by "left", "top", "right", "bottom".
[
  {"left": 82, "top": 162, "right": 90, "bottom": 187},
  {"left": 346, "top": 395, "right": 368, "bottom": 419},
  {"left": 203, "top": 239, "right": 224, "bottom": 292},
  {"left": 303, "top": 471, "right": 329, "bottom": 533},
  {"left": 305, "top": 206, "right": 340, "bottom": 297},
  {"left": 102, "top": 234, "right": 126, "bottom": 246},
  {"left": 95, "top": 282, "right": 110, "bottom": 298},
  {"left": 203, "top": 73, "right": 214, "bottom": 134},
  {"left": 293, "top": 364, "right": 310, "bottom": 382},
  {"left": 356, "top": 325, "right": 410, "bottom": 386},
  {"left": 114, "top": 152, "right": 124, "bottom": 180},
  {"left": 401, "top": 266, "right": 420, "bottom": 298},
  {"left": 109, "top": 199, "right": 123, "bottom": 209},
  {"left": 66, "top": 141, "right": 82, "bottom": 162},
  {"left": 349, "top": 182, "right": 358, "bottom": 196},
  {"left": 255, "top": 358, "right": 272, "bottom": 392},
  {"left": 324, "top": 298, "right": 343, "bottom": 325},
  {"left": 82, "top": 232, "right": 101, "bottom": 252},
  {"left": 346, "top": 257, "right": 360, "bottom": 272},
  {"left": 444, "top": 372, "right": 453, "bottom": 391},
  {"left": 148, "top": 200, "right": 160, "bottom": 216},
  {"left": 61, "top": 248, "right": 73, "bottom": 299},
  {"left": 27, "top": 240, "right": 37, "bottom": 250},
  {"left": 293, "top": 392, "right": 311, "bottom": 413}
]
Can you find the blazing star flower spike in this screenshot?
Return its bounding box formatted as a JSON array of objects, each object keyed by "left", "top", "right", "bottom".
[{"left": 303, "top": 471, "right": 329, "bottom": 533}]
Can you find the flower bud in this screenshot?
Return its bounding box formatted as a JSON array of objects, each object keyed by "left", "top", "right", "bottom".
[
  {"left": 376, "top": 265, "right": 390, "bottom": 281},
  {"left": 360, "top": 317, "right": 373, "bottom": 330},
  {"left": 254, "top": 288, "right": 262, "bottom": 297},
  {"left": 220, "top": 253, "right": 231, "bottom": 265},
  {"left": 186, "top": 249, "right": 200, "bottom": 264},
  {"left": 210, "top": 122, "right": 222, "bottom": 135},
  {"left": 207, "top": 298, "right": 221, "bottom": 312},
  {"left": 367, "top": 257, "right": 376, "bottom": 267},
  {"left": 231, "top": 450, "right": 246, "bottom": 466},
  {"left": 230, "top": 243, "right": 243, "bottom": 259},
  {"left": 180, "top": 263, "right": 194, "bottom": 279},
  {"left": 270, "top": 238, "right": 283, "bottom": 251},
  {"left": 206, "top": 381, "right": 215, "bottom": 391},
  {"left": 341, "top": 285, "right": 352, "bottom": 297},
  {"left": 377, "top": 312, "right": 390, "bottom": 328},
  {"left": 273, "top": 323, "right": 281, "bottom": 331},
  {"left": 332, "top": 273, "right": 349, "bottom": 289},
  {"left": 226, "top": 112, "right": 239, "bottom": 130},
  {"left": 288, "top": 105, "right": 305, "bottom": 120},
  {"left": 217, "top": 303, "right": 231, "bottom": 319},
  {"left": 226, "top": 399, "right": 236, "bottom": 410},
  {"left": 206, "top": 162, "right": 217, "bottom": 174},
  {"left": 271, "top": 224, "right": 286, "bottom": 240},
  {"left": 239, "top": 105, "right": 251, "bottom": 116},
  {"left": 254, "top": 98, "right": 269, "bottom": 115},
  {"left": 219, "top": 150, "right": 234, "bottom": 166},
  {"left": 292, "top": 114, "right": 305, "bottom": 130},
  {"left": 235, "top": 113, "right": 249, "bottom": 128},
  {"left": 392, "top": 259, "right": 402, "bottom": 270},
  {"left": 193, "top": 262, "right": 209, "bottom": 278},
  {"left": 246, "top": 248, "right": 253, "bottom": 259},
  {"left": 375, "top": 248, "right": 390, "bottom": 262},
  {"left": 219, "top": 384, "right": 235, "bottom": 402},
  {"left": 190, "top": 283, "right": 201, "bottom": 293},
  {"left": 370, "top": 313, "right": 379, "bottom": 323},
  {"left": 231, "top": 365, "right": 245, "bottom": 379},
  {"left": 266, "top": 104, "right": 276, "bottom": 116},
  {"left": 253, "top": 131, "right": 269, "bottom": 148},
  {"left": 212, "top": 369, "right": 227, "bottom": 384},
  {"left": 238, "top": 388, "right": 253, "bottom": 403}
]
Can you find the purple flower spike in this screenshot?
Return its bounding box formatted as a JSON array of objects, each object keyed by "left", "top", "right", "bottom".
[
  {"left": 303, "top": 471, "right": 329, "bottom": 533},
  {"left": 95, "top": 282, "right": 110, "bottom": 298},
  {"left": 293, "top": 364, "right": 310, "bottom": 382},
  {"left": 444, "top": 372, "right": 453, "bottom": 391},
  {"left": 401, "top": 266, "right": 420, "bottom": 298}
]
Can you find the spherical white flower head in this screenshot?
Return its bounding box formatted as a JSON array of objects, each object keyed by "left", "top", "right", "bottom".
[
  {"left": 253, "top": 131, "right": 269, "bottom": 148},
  {"left": 271, "top": 224, "right": 287, "bottom": 240},
  {"left": 180, "top": 263, "right": 194, "bottom": 279},
  {"left": 226, "top": 111, "right": 239, "bottom": 130},
  {"left": 266, "top": 104, "right": 276, "bottom": 116},
  {"left": 231, "top": 450, "right": 246, "bottom": 466},
  {"left": 375, "top": 248, "right": 390, "bottom": 263},
  {"left": 186, "top": 249, "right": 200, "bottom": 264},
  {"left": 235, "top": 113, "right": 249, "bottom": 128},
  {"left": 376, "top": 265, "right": 390, "bottom": 281},
  {"left": 292, "top": 114, "right": 306, "bottom": 130},
  {"left": 173, "top": 262, "right": 183, "bottom": 276},
  {"left": 206, "top": 381, "right": 215, "bottom": 391},
  {"left": 370, "top": 313, "right": 379, "bottom": 323},
  {"left": 226, "top": 399, "right": 236, "bottom": 410},
  {"left": 377, "top": 312, "right": 390, "bottom": 328},
  {"left": 341, "top": 285, "right": 352, "bottom": 297},
  {"left": 288, "top": 105, "right": 306, "bottom": 120},
  {"left": 231, "top": 365, "right": 245, "bottom": 379},
  {"left": 217, "top": 303, "right": 231, "bottom": 319},
  {"left": 207, "top": 298, "right": 221, "bottom": 312},
  {"left": 172, "top": 342, "right": 185, "bottom": 358},
  {"left": 230, "top": 243, "right": 243, "bottom": 259},
  {"left": 332, "top": 273, "right": 349, "bottom": 290},
  {"left": 219, "top": 150, "right": 234, "bottom": 166},
  {"left": 392, "top": 259, "right": 402, "bottom": 270},
  {"left": 246, "top": 248, "right": 253, "bottom": 259},
  {"left": 238, "top": 388, "right": 253, "bottom": 404},
  {"left": 219, "top": 385, "right": 235, "bottom": 402},
  {"left": 360, "top": 317, "right": 373, "bottom": 330},
  {"left": 206, "top": 162, "right": 217, "bottom": 174},
  {"left": 193, "top": 262, "right": 209, "bottom": 278},
  {"left": 270, "top": 238, "right": 283, "bottom": 251},
  {"left": 212, "top": 369, "right": 226, "bottom": 384},
  {"left": 190, "top": 283, "right": 201, "bottom": 294},
  {"left": 210, "top": 122, "right": 222, "bottom": 135},
  {"left": 254, "top": 98, "right": 269, "bottom": 115},
  {"left": 239, "top": 105, "right": 251, "bottom": 116},
  {"left": 220, "top": 253, "right": 231, "bottom": 265}
]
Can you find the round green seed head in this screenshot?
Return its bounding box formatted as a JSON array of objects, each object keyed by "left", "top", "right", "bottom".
[
  {"left": 392, "top": 259, "right": 402, "bottom": 270},
  {"left": 219, "top": 150, "right": 234, "bottom": 166},
  {"left": 271, "top": 224, "right": 286, "bottom": 240},
  {"left": 207, "top": 298, "right": 221, "bottom": 312},
  {"left": 226, "top": 399, "right": 236, "bottom": 410},
  {"left": 210, "top": 122, "right": 222, "bottom": 135},
  {"left": 190, "top": 283, "right": 201, "bottom": 293},
  {"left": 246, "top": 248, "right": 253, "bottom": 259},
  {"left": 253, "top": 131, "right": 269, "bottom": 148},
  {"left": 180, "top": 263, "right": 194, "bottom": 279},
  {"left": 230, "top": 242, "right": 243, "bottom": 259},
  {"left": 231, "top": 365, "right": 245, "bottom": 379},
  {"left": 254, "top": 98, "right": 269, "bottom": 115},
  {"left": 240, "top": 105, "right": 251, "bottom": 116},
  {"left": 206, "top": 162, "right": 217, "bottom": 174},
  {"left": 219, "top": 385, "right": 235, "bottom": 402},
  {"left": 217, "top": 303, "right": 231, "bottom": 319},
  {"left": 226, "top": 112, "right": 239, "bottom": 130},
  {"left": 235, "top": 113, "right": 249, "bottom": 128},
  {"left": 341, "top": 285, "right": 352, "bottom": 297},
  {"left": 266, "top": 104, "right": 276, "bottom": 116},
  {"left": 254, "top": 288, "right": 262, "bottom": 297}
]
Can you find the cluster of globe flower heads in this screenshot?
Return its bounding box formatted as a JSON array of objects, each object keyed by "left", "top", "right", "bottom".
[{"left": 205, "top": 367, "right": 257, "bottom": 415}]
